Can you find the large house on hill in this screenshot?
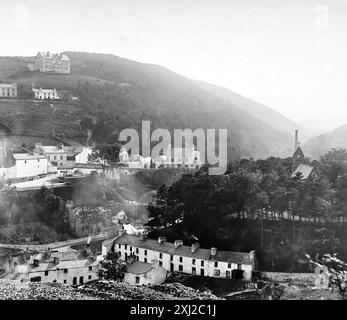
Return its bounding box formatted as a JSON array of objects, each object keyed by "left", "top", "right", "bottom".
[
  {"left": 0, "top": 83, "right": 17, "bottom": 98},
  {"left": 32, "top": 51, "right": 71, "bottom": 74},
  {"left": 102, "top": 233, "right": 256, "bottom": 281}
]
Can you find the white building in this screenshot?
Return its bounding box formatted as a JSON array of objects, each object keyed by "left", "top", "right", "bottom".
[
  {"left": 103, "top": 234, "right": 256, "bottom": 281},
  {"left": 32, "top": 88, "right": 60, "bottom": 100},
  {"left": 12, "top": 255, "right": 99, "bottom": 285},
  {"left": 33, "top": 51, "right": 71, "bottom": 74},
  {"left": 154, "top": 145, "right": 203, "bottom": 169},
  {"left": 0, "top": 83, "right": 17, "bottom": 98},
  {"left": 11, "top": 153, "right": 48, "bottom": 178},
  {"left": 118, "top": 147, "right": 151, "bottom": 169},
  {"left": 123, "top": 260, "right": 167, "bottom": 286},
  {"left": 34, "top": 143, "right": 92, "bottom": 169}
]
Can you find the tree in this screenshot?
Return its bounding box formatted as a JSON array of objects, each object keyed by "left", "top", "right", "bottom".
[{"left": 100, "top": 251, "right": 126, "bottom": 280}]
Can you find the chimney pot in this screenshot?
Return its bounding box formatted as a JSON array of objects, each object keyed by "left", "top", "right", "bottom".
[
  {"left": 210, "top": 247, "right": 217, "bottom": 256},
  {"left": 53, "top": 257, "right": 59, "bottom": 265},
  {"left": 191, "top": 243, "right": 200, "bottom": 253},
  {"left": 174, "top": 240, "right": 183, "bottom": 248},
  {"left": 157, "top": 236, "right": 166, "bottom": 244}
]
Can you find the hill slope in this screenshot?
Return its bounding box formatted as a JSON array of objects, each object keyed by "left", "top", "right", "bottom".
[
  {"left": 0, "top": 52, "right": 296, "bottom": 159},
  {"left": 304, "top": 124, "right": 347, "bottom": 158},
  {"left": 195, "top": 80, "right": 308, "bottom": 140}
]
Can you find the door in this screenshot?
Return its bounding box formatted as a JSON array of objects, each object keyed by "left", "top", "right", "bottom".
[
  {"left": 73, "top": 277, "right": 77, "bottom": 285},
  {"left": 200, "top": 269, "right": 204, "bottom": 276},
  {"left": 79, "top": 276, "right": 84, "bottom": 285}
]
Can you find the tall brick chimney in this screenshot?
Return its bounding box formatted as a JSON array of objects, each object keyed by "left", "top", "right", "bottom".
[{"left": 294, "top": 130, "right": 298, "bottom": 152}]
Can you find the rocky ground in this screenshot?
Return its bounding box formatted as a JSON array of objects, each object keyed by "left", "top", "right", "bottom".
[
  {"left": 0, "top": 279, "right": 221, "bottom": 300},
  {"left": 78, "top": 281, "right": 221, "bottom": 300}
]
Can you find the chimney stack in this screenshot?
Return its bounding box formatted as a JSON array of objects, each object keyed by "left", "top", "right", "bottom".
[
  {"left": 157, "top": 236, "right": 166, "bottom": 244},
  {"left": 53, "top": 256, "right": 59, "bottom": 265},
  {"left": 191, "top": 243, "right": 200, "bottom": 253},
  {"left": 33, "top": 259, "right": 39, "bottom": 267},
  {"left": 294, "top": 130, "right": 298, "bottom": 152},
  {"left": 210, "top": 247, "right": 217, "bottom": 257},
  {"left": 174, "top": 240, "right": 183, "bottom": 248}
]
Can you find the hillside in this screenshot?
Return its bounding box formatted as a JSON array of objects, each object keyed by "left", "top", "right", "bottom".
[
  {"left": 0, "top": 52, "right": 297, "bottom": 159},
  {"left": 195, "top": 80, "right": 308, "bottom": 141},
  {"left": 304, "top": 124, "right": 347, "bottom": 159}
]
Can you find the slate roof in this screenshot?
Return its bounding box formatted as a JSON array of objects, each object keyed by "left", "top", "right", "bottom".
[
  {"left": 291, "top": 164, "right": 314, "bottom": 180},
  {"left": 13, "top": 153, "right": 47, "bottom": 160},
  {"left": 29, "top": 257, "right": 98, "bottom": 273},
  {"left": 0, "top": 83, "right": 16, "bottom": 88},
  {"left": 113, "top": 234, "right": 253, "bottom": 265},
  {"left": 125, "top": 261, "right": 153, "bottom": 275}
]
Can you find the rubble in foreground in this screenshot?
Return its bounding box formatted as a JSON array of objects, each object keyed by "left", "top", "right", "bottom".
[
  {"left": 78, "top": 281, "right": 222, "bottom": 300},
  {"left": 0, "top": 279, "right": 221, "bottom": 300}
]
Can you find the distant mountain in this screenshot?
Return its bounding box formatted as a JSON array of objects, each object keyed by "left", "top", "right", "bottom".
[
  {"left": 300, "top": 118, "right": 341, "bottom": 136},
  {"left": 194, "top": 80, "right": 308, "bottom": 141},
  {"left": 0, "top": 52, "right": 298, "bottom": 160},
  {"left": 304, "top": 124, "right": 347, "bottom": 158}
]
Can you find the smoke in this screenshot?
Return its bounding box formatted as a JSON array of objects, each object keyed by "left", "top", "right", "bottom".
[{"left": 86, "top": 129, "right": 92, "bottom": 146}]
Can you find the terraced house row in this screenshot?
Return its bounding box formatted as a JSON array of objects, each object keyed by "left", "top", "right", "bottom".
[{"left": 102, "top": 233, "right": 256, "bottom": 281}]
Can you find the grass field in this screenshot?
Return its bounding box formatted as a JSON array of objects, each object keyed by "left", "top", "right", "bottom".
[{"left": 0, "top": 99, "right": 88, "bottom": 147}]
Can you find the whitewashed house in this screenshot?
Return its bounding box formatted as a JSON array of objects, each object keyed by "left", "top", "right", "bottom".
[
  {"left": 102, "top": 233, "right": 256, "bottom": 281},
  {"left": 0, "top": 83, "right": 17, "bottom": 97},
  {"left": 34, "top": 143, "right": 92, "bottom": 169},
  {"left": 153, "top": 144, "right": 203, "bottom": 169},
  {"left": 118, "top": 147, "right": 151, "bottom": 169},
  {"left": 32, "top": 88, "right": 60, "bottom": 100},
  {"left": 123, "top": 260, "right": 167, "bottom": 286},
  {"left": 12, "top": 153, "right": 48, "bottom": 178}
]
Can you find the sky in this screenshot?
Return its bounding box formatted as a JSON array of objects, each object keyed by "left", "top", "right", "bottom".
[{"left": 1, "top": 0, "right": 347, "bottom": 129}]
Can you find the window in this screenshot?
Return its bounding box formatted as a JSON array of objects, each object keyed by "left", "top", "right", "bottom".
[
  {"left": 179, "top": 257, "right": 183, "bottom": 263},
  {"left": 214, "top": 261, "right": 218, "bottom": 268},
  {"left": 88, "top": 275, "right": 92, "bottom": 280},
  {"left": 54, "top": 156, "right": 57, "bottom": 160},
  {"left": 24, "top": 160, "right": 27, "bottom": 164},
  {"left": 130, "top": 246, "right": 132, "bottom": 252},
  {"left": 144, "top": 258, "right": 147, "bottom": 263},
  {"left": 64, "top": 280, "right": 67, "bottom": 284},
  {"left": 89, "top": 266, "right": 92, "bottom": 271},
  {"left": 159, "top": 253, "right": 163, "bottom": 259},
  {"left": 170, "top": 255, "right": 173, "bottom": 261},
  {"left": 135, "top": 276, "right": 140, "bottom": 284},
  {"left": 136, "top": 248, "right": 139, "bottom": 254},
  {"left": 159, "top": 261, "right": 163, "bottom": 267},
  {"left": 45, "top": 271, "right": 49, "bottom": 276},
  {"left": 118, "top": 251, "right": 121, "bottom": 256},
  {"left": 192, "top": 259, "right": 196, "bottom": 265},
  {"left": 144, "top": 250, "right": 147, "bottom": 256},
  {"left": 214, "top": 269, "right": 220, "bottom": 276},
  {"left": 179, "top": 265, "right": 183, "bottom": 272},
  {"left": 228, "top": 263, "right": 232, "bottom": 269},
  {"left": 119, "top": 244, "right": 121, "bottom": 249},
  {"left": 73, "top": 277, "right": 77, "bottom": 285},
  {"left": 201, "top": 261, "right": 204, "bottom": 267},
  {"left": 192, "top": 267, "right": 196, "bottom": 275},
  {"left": 79, "top": 276, "right": 84, "bottom": 284},
  {"left": 237, "top": 264, "right": 242, "bottom": 270},
  {"left": 124, "top": 245, "right": 127, "bottom": 250},
  {"left": 60, "top": 156, "right": 63, "bottom": 160},
  {"left": 64, "top": 269, "right": 68, "bottom": 274}
]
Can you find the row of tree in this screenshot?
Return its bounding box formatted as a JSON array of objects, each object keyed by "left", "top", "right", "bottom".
[{"left": 147, "top": 148, "right": 347, "bottom": 237}]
